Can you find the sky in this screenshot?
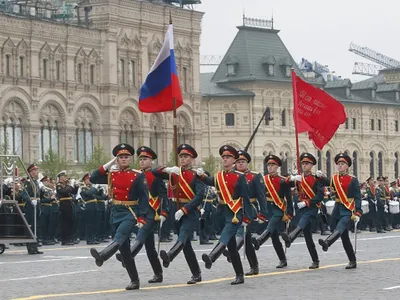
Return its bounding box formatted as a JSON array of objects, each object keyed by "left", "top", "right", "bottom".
[{"left": 196, "top": 0, "right": 399, "bottom": 82}]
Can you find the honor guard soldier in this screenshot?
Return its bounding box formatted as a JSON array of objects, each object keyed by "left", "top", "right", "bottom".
[
  {"left": 251, "top": 154, "right": 293, "bottom": 269},
  {"left": 89, "top": 143, "right": 149, "bottom": 290},
  {"left": 116, "top": 146, "right": 168, "bottom": 284},
  {"left": 281, "top": 153, "right": 324, "bottom": 269},
  {"left": 56, "top": 170, "right": 78, "bottom": 245},
  {"left": 197, "top": 145, "right": 253, "bottom": 285},
  {"left": 365, "top": 176, "right": 378, "bottom": 232},
  {"left": 154, "top": 144, "right": 205, "bottom": 285},
  {"left": 376, "top": 176, "right": 388, "bottom": 233},
  {"left": 318, "top": 153, "right": 362, "bottom": 269},
  {"left": 222, "top": 150, "right": 268, "bottom": 276},
  {"left": 22, "top": 164, "right": 43, "bottom": 254},
  {"left": 39, "top": 176, "right": 56, "bottom": 245},
  {"left": 78, "top": 173, "right": 99, "bottom": 245}
]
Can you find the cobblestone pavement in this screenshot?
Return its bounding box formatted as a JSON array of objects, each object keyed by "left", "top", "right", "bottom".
[{"left": 2, "top": 230, "right": 400, "bottom": 300}]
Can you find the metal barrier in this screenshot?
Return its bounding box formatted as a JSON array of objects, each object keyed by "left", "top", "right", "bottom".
[{"left": 0, "top": 155, "right": 38, "bottom": 254}]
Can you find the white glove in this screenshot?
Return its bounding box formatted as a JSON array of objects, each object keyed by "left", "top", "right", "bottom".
[
  {"left": 316, "top": 170, "right": 323, "bottom": 178},
  {"left": 165, "top": 166, "right": 180, "bottom": 175},
  {"left": 384, "top": 206, "right": 389, "bottom": 213},
  {"left": 291, "top": 169, "right": 298, "bottom": 175},
  {"left": 325, "top": 192, "right": 331, "bottom": 196},
  {"left": 290, "top": 175, "right": 302, "bottom": 182},
  {"left": 31, "top": 200, "right": 38, "bottom": 206},
  {"left": 241, "top": 221, "right": 248, "bottom": 227},
  {"left": 0, "top": 199, "right": 2, "bottom": 208},
  {"left": 395, "top": 197, "right": 398, "bottom": 201},
  {"left": 175, "top": 209, "right": 184, "bottom": 221},
  {"left": 364, "top": 193, "right": 368, "bottom": 198},
  {"left": 136, "top": 222, "right": 144, "bottom": 229},
  {"left": 160, "top": 215, "right": 167, "bottom": 223},
  {"left": 297, "top": 202, "right": 307, "bottom": 209},
  {"left": 200, "top": 208, "right": 205, "bottom": 215},
  {"left": 197, "top": 168, "right": 204, "bottom": 176},
  {"left": 353, "top": 216, "right": 360, "bottom": 223},
  {"left": 384, "top": 204, "right": 388, "bottom": 210},
  {"left": 103, "top": 157, "right": 117, "bottom": 171}
]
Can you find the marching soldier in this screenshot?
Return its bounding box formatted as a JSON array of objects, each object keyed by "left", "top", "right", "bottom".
[
  {"left": 251, "top": 154, "right": 293, "bottom": 269},
  {"left": 318, "top": 153, "right": 362, "bottom": 269},
  {"left": 116, "top": 146, "right": 168, "bottom": 284},
  {"left": 78, "top": 173, "right": 99, "bottom": 245},
  {"left": 281, "top": 153, "right": 324, "bottom": 269},
  {"left": 23, "top": 164, "right": 43, "bottom": 254},
  {"left": 40, "top": 176, "right": 56, "bottom": 245},
  {"left": 199, "top": 178, "right": 215, "bottom": 245},
  {"left": 89, "top": 143, "right": 149, "bottom": 290},
  {"left": 56, "top": 171, "right": 78, "bottom": 246},
  {"left": 154, "top": 144, "right": 205, "bottom": 285},
  {"left": 222, "top": 150, "right": 268, "bottom": 276},
  {"left": 197, "top": 145, "right": 253, "bottom": 285}
]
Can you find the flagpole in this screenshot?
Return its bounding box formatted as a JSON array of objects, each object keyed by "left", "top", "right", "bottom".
[
  {"left": 291, "top": 69, "right": 301, "bottom": 174},
  {"left": 173, "top": 97, "right": 178, "bottom": 165}
]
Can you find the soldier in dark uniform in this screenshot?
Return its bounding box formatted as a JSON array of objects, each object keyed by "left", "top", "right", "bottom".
[
  {"left": 198, "top": 145, "right": 253, "bottom": 285},
  {"left": 39, "top": 176, "right": 56, "bottom": 245},
  {"left": 96, "top": 185, "right": 108, "bottom": 242},
  {"left": 22, "top": 164, "right": 43, "bottom": 254},
  {"left": 222, "top": 150, "right": 268, "bottom": 276},
  {"left": 318, "top": 153, "right": 362, "bottom": 269},
  {"left": 78, "top": 173, "right": 99, "bottom": 245},
  {"left": 89, "top": 143, "right": 149, "bottom": 290},
  {"left": 116, "top": 146, "right": 168, "bottom": 284},
  {"left": 47, "top": 178, "right": 59, "bottom": 243},
  {"left": 56, "top": 170, "right": 79, "bottom": 245},
  {"left": 154, "top": 144, "right": 205, "bottom": 285},
  {"left": 251, "top": 154, "right": 293, "bottom": 269},
  {"left": 281, "top": 153, "right": 324, "bottom": 269},
  {"left": 376, "top": 176, "right": 387, "bottom": 233},
  {"left": 199, "top": 178, "right": 214, "bottom": 245},
  {"left": 365, "top": 176, "right": 378, "bottom": 232}
]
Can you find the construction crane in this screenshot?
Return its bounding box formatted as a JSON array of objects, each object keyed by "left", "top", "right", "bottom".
[
  {"left": 200, "top": 55, "right": 223, "bottom": 66},
  {"left": 349, "top": 42, "right": 400, "bottom": 76},
  {"left": 352, "top": 62, "right": 384, "bottom": 77}
]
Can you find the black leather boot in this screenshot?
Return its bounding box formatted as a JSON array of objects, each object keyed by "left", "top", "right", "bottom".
[
  {"left": 281, "top": 226, "right": 302, "bottom": 248},
  {"left": 223, "top": 236, "right": 243, "bottom": 262},
  {"left": 125, "top": 261, "right": 140, "bottom": 290},
  {"left": 159, "top": 241, "right": 184, "bottom": 268},
  {"left": 345, "top": 261, "right": 357, "bottom": 269},
  {"left": 116, "top": 240, "right": 143, "bottom": 268},
  {"left": 90, "top": 241, "right": 119, "bottom": 267},
  {"left": 202, "top": 242, "right": 226, "bottom": 269},
  {"left": 309, "top": 261, "right": 319, "bottom": 269},
  {"left": 187, "top": 273, "right": 202, "bottom": 284},
  {"left": 148, "top": 253, "right": 163, "bottom": 283},
  {"left": 230, "top": 249, "right": 244, "bottom": 285},
  {"left": 252, "top": 230, "right": 271, "bottom": 250},
  {"left": 245, "top": 233, "right": 259, "bottom": 275},
  {"left": 148, "top": 273, "right": 163, "bottom": 283},
  {"left": 318, "top": 231, "right": 340, "bottom": 252}
]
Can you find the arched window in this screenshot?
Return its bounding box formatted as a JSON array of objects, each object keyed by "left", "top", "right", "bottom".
[
  {"left": 90, "top": 65, "right": 95, "bottom": 85},
  {"left": 5, "top": 54, "right": 11, "bottom": 76},
  {"left": 281, "top": 109, "right": 286, "bottom": 127},
  {"left": 74, "top": 123, "right": 93, "bottom": 163},
  {"left": 77, "top": 63, "right": 83, "bottom": 83},
  {"left": 120, "top": 124, "right": 135, "bottom": 146},
  {"left": 178, "top": 126, "right": 186, "bottom": 145},
  {"left": 1, "top": 119, "right": 23, "bottom": 156},
  {"left": 19, "top": 56, "right": 25, "bottom": 77},
  {"left": 317, "top": 150, "right": 322, "bottom": 170},
  {"left": 352, "top": 151, "right": 358, "bottom": 177},
  {"left": 326, "top": 151, "right": 331, "bottom": 178},
  {"left": 370, "top": 151, "right": 375, "bottom": 178},
  {"left": 395, "top": 152, "right": 399, "bottom": 179},
  {"left": 39, "top": 120, "right": 59, "bottom": 160},
  {"left": 280, "top": 152, "right": 289, "bottom": 175},
  {"left": 378, "top": 151, "right": 383, "bottom": 176}
]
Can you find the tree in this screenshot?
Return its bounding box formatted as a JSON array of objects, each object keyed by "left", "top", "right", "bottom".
[
  {"left": 203, "top": 154, "right": 219, "bottom": 175},
  {"left": 84, "top": 144, "right": 112, "bottom": 172},
  {"left": 39, "top": 149, "right": 68, "bottom": 179}
]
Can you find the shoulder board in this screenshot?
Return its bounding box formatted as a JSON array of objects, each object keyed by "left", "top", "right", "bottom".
[
  {"left": 131, "top": 169, "right": 142, "bottom": 174},
  {"left": 234, "top": 170, "right": 244, "bottom": 175},
  {"left": 279, "top": 175, "right": 286, "bottom": 179},
  {"left": 250, "top": 171, "right": 259, "bottom": 175}
]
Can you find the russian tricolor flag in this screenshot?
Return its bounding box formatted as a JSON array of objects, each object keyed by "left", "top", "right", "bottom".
[{"left": 139, "top": 24, "right": 183, "bottom": 113}]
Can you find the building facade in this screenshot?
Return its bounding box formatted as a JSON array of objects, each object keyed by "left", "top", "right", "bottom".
[
  {"left": 0, "top": 0, "right": 203, "bottom": 168},
  {"left": 200, "top": 17, "right": 400, "bottom": 181}
]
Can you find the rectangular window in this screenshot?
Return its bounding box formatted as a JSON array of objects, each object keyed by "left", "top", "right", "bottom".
[
  {"left": 42, "top": 59, "right": 48, "bottom": 79},
  {"left": 268, "top": 64, "right": 274, "bottom": 76},
  {"left": 395, "top": 120, "right": 399, "bottom": 132},
  {"left": 281, "top": 109, "right": 286, "bottom": 127},
  {"left": 183, "top": 67, "right": 188, "bottom": 92},
  {"left": 77, "top": 64, "right": 82, "bottom": 83},
  {"left": 352, "top": 118, "right": 356, "bottom": 130},
  {"left": 130, "top": 60, "right": 136, "bottom": 86},
  {"left": 378, "top": 119, "right": 382, "bottom": 131},
  {"left": 345, "top": 118, "right": 349, "bottom": 129},
  {"left": 370, "top": 119, "right": 375, "bottom": 131},
  {"left": 119, "top": 59, "right": 125, "bottom": 86},
  {"left": 5, "top": 54, "right": 10, "bottom": 76},
  {"left": 227, "top": 64, "right": 235, "bottom": 76},
  {"left": 90, "top": 65, "right": 95, "bottom": 85},
  {"left": 225, "top": 113, "right": 235, "bottom": 126},
  {"left": 19, "top": 56, "right": 24, "bottom": 77},
  {"left": 56, "top": 61, "right": 61, "bottom": 81}
]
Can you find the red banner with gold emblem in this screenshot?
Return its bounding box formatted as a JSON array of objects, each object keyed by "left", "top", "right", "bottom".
[
  {"left": 264, "top": 175, "right": 286, "bottom": 211},
  {"left": 332, "top": 174, "right": 354, "bottom": 212},
  {"left": 216, "top": 172, "right": 242, "bottom": 214},
  {"left": 178, "top": 170, "right": 195, "bottom": 200}
]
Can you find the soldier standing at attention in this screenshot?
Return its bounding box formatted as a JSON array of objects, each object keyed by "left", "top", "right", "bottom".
[
  {"left": 197, "top": 145, "right": 253, "bottom": 285},
  {"left": 318, "top": 153, "right": 362, "bottom": 269},
  {"left": 89, "top": 143, "right": 149, "bottom": 290},
  {"left": 376, "top": 176, "right": 388, "bottom": 233},
  {"left": 116, "top": 146, "right": 168, "bottom": 284},
  {"left": 22, "top": 164, "right": 43, "bottom": 255},
  {"left": 154, "top": 144, "right": 205, "bottom": 285},
  {"left": 251, "top": 154, "right": 293, "bottom": 269},
  {"left": 281, "top": 153, "right": 324, "bottom": 269},
  {"left": 39, "top": 176, "right": 56, "bottom": 245},
  {"left": 56, "top": 170, "right": 78, "bottom": 246}
]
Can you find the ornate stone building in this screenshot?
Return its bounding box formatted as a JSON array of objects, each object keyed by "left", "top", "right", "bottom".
[
  {"left": 200, "top": 18, "right": 400, "bottom": 181},
  {"left": 0, "top": 0, "right": 203, "bottom": 168}
]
